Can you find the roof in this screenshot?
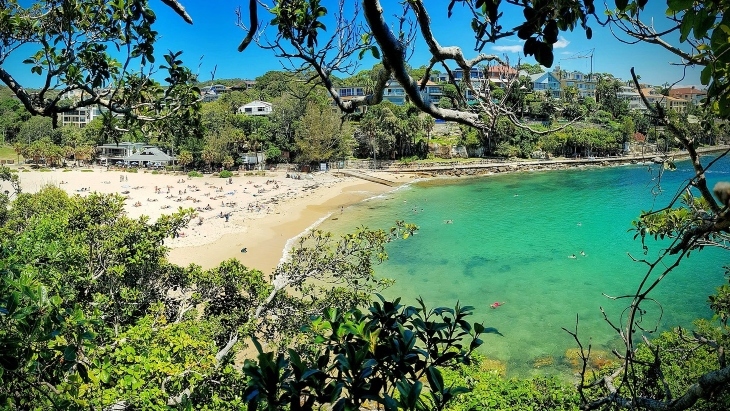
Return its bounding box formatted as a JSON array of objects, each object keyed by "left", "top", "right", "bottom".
[
  {"left": 488, "top": 64, "right": 518, "bottom": 75},
  {"left": 530, "top": 72, "right": 558, "bottom": 83},
  {"left": 240, "top": 100, "right": 272, "bottom": 108},
  {"left": 669, "top": 87, "right": 706, "bottom": 97},
  {"left": 123, "top": 147, "right": 173, "bottom": 163}
]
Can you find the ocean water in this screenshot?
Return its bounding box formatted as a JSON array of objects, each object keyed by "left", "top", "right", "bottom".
[{"left": 317, "top": 158, "right": 730, "bottom": 377}]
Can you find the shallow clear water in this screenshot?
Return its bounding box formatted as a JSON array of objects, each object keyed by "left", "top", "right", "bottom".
[{"left": 317, "top": 158, "right": 730, "bottom": 377}]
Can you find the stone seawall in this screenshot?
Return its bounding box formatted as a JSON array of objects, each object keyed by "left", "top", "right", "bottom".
[{"left": 369, "top": 146, "right": 730, "bottom": 178}]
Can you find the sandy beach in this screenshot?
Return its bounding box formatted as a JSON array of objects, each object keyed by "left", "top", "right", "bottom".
[{"left": 4, "top": 166, "right": 403, "bottom": 273}]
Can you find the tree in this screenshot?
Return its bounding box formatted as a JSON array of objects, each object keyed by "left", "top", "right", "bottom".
[
  {"left": 295, "top": 102, "right": 353, "bottom": 164},
  {"left": 16, "top": 116, "right": 56, "bottom": 146},
  {"left": 231, "top": 5, "right": 730, "bottom": 405},
  {"left": 243, "top": 297, "right": 486, "bottom": 410},
  {"left": 517, "top": 62, "right": 545, "bottom": 75},
  {"left": 595, "top": 74, "right": 629, "bottom": 119},
  {"left": 177, "top": 150, "right": 194, "bottom": 171},
  {"left": 0, "top": 1, "right": 201, "bottom": 130}
]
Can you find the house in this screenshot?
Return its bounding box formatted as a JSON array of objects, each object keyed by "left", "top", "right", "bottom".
[
  {"left": 636, "top": 88, "right": 690, "bottom": 113},
  {"left": 337, "top": 86, "right": 366, "bottom": 99},
  {"left": 382, "top": 80, "right": 409, "bottom": 105},
  {"left": 665, "top": 96, "right": 690, "bottom": 113},
  {"left": 422, "top": 81, "right": 443, "bottom": 106},
  {"left": 200, "top": 84, "right": 230, "bottom": 102},
  {"left": 552, "top": 67, "right": 596, "bottom": 99},
  {"left": 61, "top": 106, "right": 103, "bottom": 127},
  {"left": 97, "top": 143, "right": 173, "bottom": 166},
  {"left": 238, "top": 100, "right": 273, "bottom": 115},
  {"left": 123, "top": 147, "right": 174, "bottom": 167},
  {"left": 97, "top": 142, "right": 146, "bottom": 164},
  {"left": 437, "top": 65, "right": 518, "bottom": 87},
  {"left": 330, "top": 86, "right": 368, "bottom": 113},
  {"left": 617, "top": 86, "right": 646, "bottom": 111},
  {"left": 529, "top": 72, "right": 561, "bottom": 98},
  {"left": 668, "top": 87, "right": 706, "bottom": 105}
]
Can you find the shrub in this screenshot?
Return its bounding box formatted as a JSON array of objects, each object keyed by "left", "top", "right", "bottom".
[
  {"left": 80, "top": 169, "right": 94, "bottom": 172},
  {"left": 126, "top": 168, "right": 138, "bottom": 173},
  {"left": 188, "top": 170, "right": 203, "bottom": 178},
  {"left": 219, "top": 170, "right": 233, "bottom": 178}
]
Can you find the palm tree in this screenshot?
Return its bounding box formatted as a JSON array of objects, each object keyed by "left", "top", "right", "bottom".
[
  {"left": 76, "top": 145, "right": 94, "bottom": 166},
  {"left": 201, "top": 147, "right": 216, "bottom": 171},
  {"left": 222, "top": 155, "right": 234, "bottom": 170},
  {"left": 12, "top": 142, "right": 25, "bottom": 164},
  {"left": 177, "top": 150, "right": 193, "bottom": 172}
]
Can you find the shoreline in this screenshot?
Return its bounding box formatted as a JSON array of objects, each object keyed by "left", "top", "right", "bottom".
[
  {"left": 5, "top": 146, "right": 726, "bottom": 275},
  {"left": 1, "top": 167, "right": 406, "bottom": 274},
  {"left": 165, "top": 177, "right": 400, "bottom": 272}
]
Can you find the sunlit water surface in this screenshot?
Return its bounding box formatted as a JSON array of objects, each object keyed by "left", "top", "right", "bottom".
[{"left": 317, "top": 157, "right": 730, "bottom": 377}]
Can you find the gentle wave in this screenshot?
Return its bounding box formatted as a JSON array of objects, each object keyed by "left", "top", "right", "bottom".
[{"left": 278, "top": 212, "right": 334, "bottom": 267}]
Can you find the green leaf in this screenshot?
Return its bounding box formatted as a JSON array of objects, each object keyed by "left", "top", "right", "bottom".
[
  {"left": 701, "top": 64, "right": 713, "bottom": 85},
  {"left": 679, "top": 12, "right": 695, "bottom": 42},
  {"left": 63, "top": 345, "right": 77, "bottom": 362},
  {"left": 667, "top": 0, "right": 694, "bottom": 11},
  {"left": 615, "top": 0, "right": 629, "bottom": 11},
  {"left": 100, "top": 369, "right": 111, "bottom": 384},
  {"left": 693, "top": 10, "right": 715, "bottom": 39},
  {"left": 370, "top": 46, "right": 380, "bottom": 60},
  {"left": 425, "top": 366, "right": 444, "bottom": 393}
]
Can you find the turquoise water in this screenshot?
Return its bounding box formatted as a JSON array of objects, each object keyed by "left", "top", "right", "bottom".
[{"left": 318, "top": 159, "right": 730, "bottom": 377}]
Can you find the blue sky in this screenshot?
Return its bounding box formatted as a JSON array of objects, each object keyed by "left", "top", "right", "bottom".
[{"left": 6, "top": 0, "right": 701, "bottom": 89}]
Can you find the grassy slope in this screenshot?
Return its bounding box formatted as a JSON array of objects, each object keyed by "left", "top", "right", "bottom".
[{"left": 0, "top": 144, "right": 20, "bottom": 161}]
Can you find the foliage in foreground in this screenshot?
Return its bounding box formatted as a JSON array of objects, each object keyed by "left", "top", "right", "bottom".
[{"left": 241, "top": 296, "right": 485, "bottom": 410}]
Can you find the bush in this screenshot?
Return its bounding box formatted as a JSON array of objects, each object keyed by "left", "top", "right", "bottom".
[
  {"left": 80, "top": 169, "right": 94, "bottom": 172},
  {"left": 126, "top": 168, "right": 138, "bottom": 173},
  {"left": 151, "top": 170, "right": 160, "bottom": 175},
  {"left": 219, "top": 170, "right": 233, "bottom": 178},
  {"left": 165, "top": 165, "right": 182, "bottom": 172},
  {"left": 188, "top": 170, "right": 203, "bottom": 178}
]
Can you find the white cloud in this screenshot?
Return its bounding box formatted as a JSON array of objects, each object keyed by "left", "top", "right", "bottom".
[
  {"left": 554, "top": 36, "right": 570, "bottom": 49},
  {"left": 492, "top": 45, "right": 523, "bottom": 53}
]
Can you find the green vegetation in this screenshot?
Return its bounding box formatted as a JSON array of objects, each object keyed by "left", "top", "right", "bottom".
[
  {"left": 0, "top": 144, "right": 19, "bottom": 160},
  {"left": 1, "top": 0, "right": 730, "bottom": 409},
  {"left": 187, "top": 170, "right": 203, "bottom": 178},
  {"left": 219, "top": 170, "right": 233, "bottom": 178}
]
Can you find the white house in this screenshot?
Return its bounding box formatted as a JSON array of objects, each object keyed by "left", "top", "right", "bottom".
[
  {"left": 61, "top": 106, "right": 103, "bottom": 128},
  {"left": 96, "top": 143, "right": 173, "bottom": 166},
  {"left": 238, "top": 100, "right": 273, "bottom": 116}
]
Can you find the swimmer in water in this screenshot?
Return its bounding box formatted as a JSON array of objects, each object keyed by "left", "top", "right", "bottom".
[
  {"left": 569, "top": 254, "right": 577, "bottom": 259},
  {"left": 580, "top": 251, "right": 586, "bottom": 256},
  {"left": 491, "top": 302, "right": 504, "bottom": 309}
]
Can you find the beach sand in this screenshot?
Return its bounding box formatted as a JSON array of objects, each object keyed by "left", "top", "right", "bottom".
[{"left": 6, "top": 166, "right": 402, "bottom": 274}]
